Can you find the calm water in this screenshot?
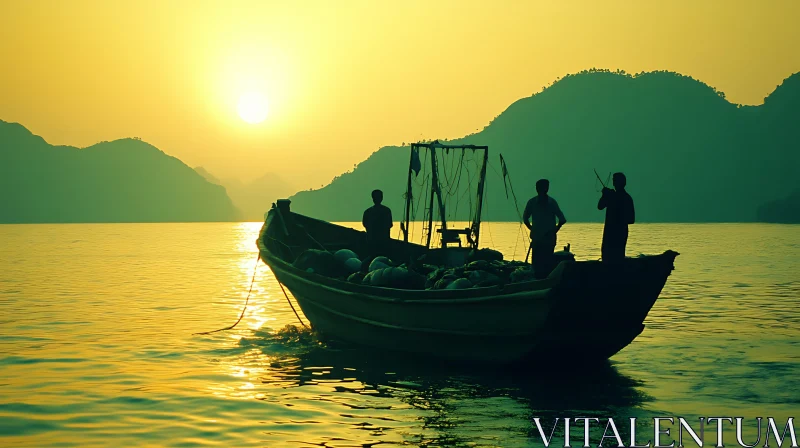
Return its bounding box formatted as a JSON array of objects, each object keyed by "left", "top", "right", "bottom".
[{"left": 1, "top": 223, "right": 798, "bottom": 447}]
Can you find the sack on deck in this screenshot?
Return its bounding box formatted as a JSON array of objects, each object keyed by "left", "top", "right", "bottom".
[
  {"left": 363, "top": 267, "right": 425, "bottom": 290},
  {"left": 293, "top": 249, "right": 349, "bottom": 278}
]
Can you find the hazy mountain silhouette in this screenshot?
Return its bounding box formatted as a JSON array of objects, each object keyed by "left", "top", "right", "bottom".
[
  {"left": 194, "top": 166, "right": 222, "bottom": 186},
  {"left": 194, "top": 167, "right": 296, "bottom": 221},
  {"left": 289, "top": 70, "right": 799, "bottom": 223},
  {"left": 0, "top": 121, "right": 239, "bottom": 223},
  {"left": 758, "top": 190, "right": 800, "bottom": 224}
]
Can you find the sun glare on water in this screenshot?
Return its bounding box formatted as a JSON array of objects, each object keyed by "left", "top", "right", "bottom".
[{"left": 237, "top": 92, "right": 269, "bottom": 124}]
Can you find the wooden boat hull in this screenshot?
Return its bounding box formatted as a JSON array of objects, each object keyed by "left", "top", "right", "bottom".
[{"left": 258, "top": 205, "right": 678, "bottom": 364}]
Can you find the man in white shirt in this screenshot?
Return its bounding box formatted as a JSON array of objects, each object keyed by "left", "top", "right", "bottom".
[{"left": 523, "top": 179, "right": 567, "bottom": 273}]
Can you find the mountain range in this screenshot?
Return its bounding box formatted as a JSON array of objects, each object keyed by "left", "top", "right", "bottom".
[
  {"left": 194, "top": 167, "right": 296, "bottom": 221},
  {"left": 288, "top": 69, "right": 799, "bottom": 223},
  {"left": 0, "top": 121, "right": 239, "bottom": 223},
  {"left": 757, "top": 190, "right": 800, "bottom": 224},
  {"left": 1, "top": 69, "right": 798, "bottom": 224}
]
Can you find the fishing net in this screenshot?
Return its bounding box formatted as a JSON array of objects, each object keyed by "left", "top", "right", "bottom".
[{"left": 401, "top": 143, "right": 488, "bottom": 248}]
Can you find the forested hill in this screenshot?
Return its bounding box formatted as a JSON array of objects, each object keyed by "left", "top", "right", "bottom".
[
  {"left": 0, "top": 121, "right": 239, "bottom": 223},
  {"left": 289, "top": 70, "right": 799, "bottom": 223}
]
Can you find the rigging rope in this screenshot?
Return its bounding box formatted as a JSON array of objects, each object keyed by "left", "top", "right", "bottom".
[
  {"left": 495, "top": 157, "right": 525, "bottom": 222},
  {"left": 495, "top": 156, "right": 528, "bottom": 261},
  {"left": 482, "top": 178, "right": 495, "bottom": 249},
  {"left": 403, "top": 147, "right": 432, "bottom": 244},
  {"left": 452, "top": 152, "right": 469, "bottom": 220},
  {"left": 412, "top": 173, "right": 429, "bottom": 243}
]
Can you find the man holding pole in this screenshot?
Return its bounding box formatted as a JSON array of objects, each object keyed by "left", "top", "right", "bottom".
[
  {"left": 523, "top": 179, "right": 567, "bottom": 275},
  {"left": 597, "top": 172, "right": 635, "bottom": 261}
]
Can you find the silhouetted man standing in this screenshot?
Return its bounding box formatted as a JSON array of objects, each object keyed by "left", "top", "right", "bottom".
[
  {"left": 362, "top": 189, "right": 393, "bottom": 257},
  {"left": 598, "top": 172, "right": 635, "bottom": 261},
  {"left": 523, "top": 179, "right": 567, "bottom": 273}
]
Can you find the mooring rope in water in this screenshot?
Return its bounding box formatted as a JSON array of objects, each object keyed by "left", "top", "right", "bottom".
[
  {"left": 194, "top": 254, "right": 261, "bottom": 335},
  {"left": 194, "top": 251, "right": 309, "bottom": 335},
  {"left": 276, "top": 279, "right": 309, "bottom": 328}
]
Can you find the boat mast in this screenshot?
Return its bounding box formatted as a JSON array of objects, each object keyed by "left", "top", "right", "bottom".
[
  {"left": 430, "top": 148, "right": 450, "bottom": 247},
  {"left": 425, "top": 147, "right": 435, "bottom": 248},
  {"left": 425, "top": 148, "right": 440, "bottom": 248},
  {"left": 403, "top": 145, "right": 414, "bottom": 243},
  {"left": 471, "top": 148, "right": 489, "bottom": 249}
]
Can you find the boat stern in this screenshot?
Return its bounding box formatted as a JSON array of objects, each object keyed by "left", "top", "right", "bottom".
[{"left": 523, "top": 251, "right": 678, "bottom": 361}]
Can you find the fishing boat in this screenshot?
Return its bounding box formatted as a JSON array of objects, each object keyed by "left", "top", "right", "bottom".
[{"left": 257, "top": 142, "right": 678, "bottom": 364}]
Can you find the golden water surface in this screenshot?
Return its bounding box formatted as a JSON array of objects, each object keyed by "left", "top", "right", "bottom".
[{"left": 0, "top": 222, "right": 798, "bottom": 447}]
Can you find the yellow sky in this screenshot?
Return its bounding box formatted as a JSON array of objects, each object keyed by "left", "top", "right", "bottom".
[{"left": 1, "top": 1, "right": 798, "bottom": 188}]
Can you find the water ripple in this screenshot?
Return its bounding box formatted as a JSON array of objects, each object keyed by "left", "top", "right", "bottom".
[{"left": 0, "top": 222, "right": 798, "bottom": 447}]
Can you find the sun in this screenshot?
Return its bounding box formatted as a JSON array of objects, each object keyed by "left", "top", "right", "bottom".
[{"left": 237, "top": 91, "right": 269, "bottom": 124}]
